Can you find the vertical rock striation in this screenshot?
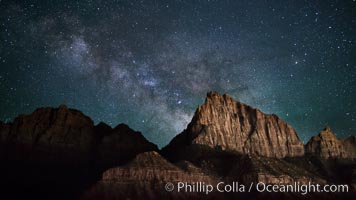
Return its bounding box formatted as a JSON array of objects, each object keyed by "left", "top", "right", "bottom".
[
  {"left": 163, "top": 91, "right": 304, "bottom": 158},
  {"left": 306, "top": 126, "right": 356, "bottom": 159}
]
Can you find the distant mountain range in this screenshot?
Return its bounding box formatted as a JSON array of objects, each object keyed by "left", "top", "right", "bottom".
[{"left": 0, "top": 91, "right": 355, "bottom": 199}]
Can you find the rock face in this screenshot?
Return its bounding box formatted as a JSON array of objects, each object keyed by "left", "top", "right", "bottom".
[
  {"left": 96, "top": 123, "right": 158, "bottom": 167},
  {"left": 0, "top": 97, "right": 355, "bottom": 200},
  {"left": 0, "top": 105, "right": 95, "bottom": 163},
  {"left": 0, "top": 105, "right": 158, "bottom": 164},
  {"left": 100, "top": 151, "right": 213, "bottom": 182},
  {"left": 163, "top": 91, "right": 304, "bottom": 159},
  {"left": 83, "top": 151, "right": 218, "bottom": 200},
  {"left": 306, "top": 126, "right": 356, "bottom": 159},
  {"left": 0, "top": 105, "right": 158, "bottom": 200},
  {"left": 343, "top": 136, "right": 356, "bottom": 158}
]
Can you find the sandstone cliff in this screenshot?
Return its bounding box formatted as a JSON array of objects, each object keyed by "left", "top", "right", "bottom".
[
  {"left": 83, "top": 151, "right": 218, "bottom": 200},
  {"left": 163, "top": 91, "right": 304, "bottom": 159},
  {"left": 343, "top": 136, "right": 356, "bottom": 158},
  {"left": 0, "top": 99, "right": 355, "bottom": 200},
  {"left": 0, "top": 105, "right": 158, "bottom": 199},
  {"left": 0, "top": 105, "right": 157, "bottom": 164},
  {"left": 306, "top": 126, "right": 356, "bottom": 159},
  {"left": 100, "top": 151, "right": 214, "bottom": 182},
  {"left": 0, "top": 105, "right": 96, "bottom": 163},
  {"left": 96, "top": 123, "right": 158, "bottom": 167}
]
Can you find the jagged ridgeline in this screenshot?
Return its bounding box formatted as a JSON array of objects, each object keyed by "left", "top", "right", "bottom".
[
  {"left": 162, "top": 91, "right": 305, "bottom": 159},
  {"left": 162, "top": 91, "right": 356, "bottom": 160},
  {"left": 0, "top": 92, "right": 355, "bottom": 200}
]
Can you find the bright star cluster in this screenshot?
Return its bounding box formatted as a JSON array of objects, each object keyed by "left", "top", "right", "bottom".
[{"left": 0, "top": 0, "right": 355, "bottom": 147}]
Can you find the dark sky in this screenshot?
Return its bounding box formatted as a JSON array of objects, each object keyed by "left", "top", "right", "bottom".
[{"left": 1, "top": 0, "right": 355, "bottom": 147}]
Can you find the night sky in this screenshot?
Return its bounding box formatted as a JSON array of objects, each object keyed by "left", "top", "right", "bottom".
[{"left": 1, "top": 0, "right": 355, "bottom": 147}]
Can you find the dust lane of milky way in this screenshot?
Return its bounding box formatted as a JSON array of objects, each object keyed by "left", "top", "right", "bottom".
[{"left": 0, "top": 0, "right": 355, "bottom": 147}]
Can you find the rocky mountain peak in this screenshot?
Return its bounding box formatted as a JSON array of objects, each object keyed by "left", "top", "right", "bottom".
[
  {"left": 2, "top": 105, "right": 96, "bottom": 162},
  {"left": 1, "top": 101, "right": 355, "bottom": 200},
  {"left": 0, "top": 105, "right": 158, "bottom": 165},
  {"left": 205, "top": 91, "right": 231, "bottom": 102},
  {"left": 163, "top": 91, "right": 305, "bottom": 159},
  {"left": 319, "top": 126, "right": 337, "bottom": 138},
  {"left": 306, "top": 127, "right": 356, "bottom": 159}
]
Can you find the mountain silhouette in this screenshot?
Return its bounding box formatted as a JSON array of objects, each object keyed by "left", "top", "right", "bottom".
[{"left": 0, "top": 92, "right": 355, "bottom": 200}]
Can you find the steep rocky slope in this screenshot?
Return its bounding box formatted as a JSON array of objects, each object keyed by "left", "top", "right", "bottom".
[
  {"left": 343, "top": 136, "right": 356, "bottom": 158},
  {"left": 0, "top": 94, "right": 355, "bottom": 200},
  {"left": 306, "top": 126, "right": 356, "bottom": 159},
  {"left": 95, "top": 123, "right": 158, "bottom": 167},
  {"left": 83, "top": 151, "right": 219, "bottom": 200},
  {"left": 0, "top": 105, "right": 157, "bottom": 199},
  {"left": 0, "top": 105, "right": 95, "bottom": 163},
  {"left": 163, "top": 91, "right": 304, "bottom": 159},
  {"left": 0, "top": 105, "right": 157, "bottom": 164}
]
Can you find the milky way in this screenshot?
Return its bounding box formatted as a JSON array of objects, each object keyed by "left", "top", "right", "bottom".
[{"left": 1, "top": 0, "right": 355, "bottom": 147}]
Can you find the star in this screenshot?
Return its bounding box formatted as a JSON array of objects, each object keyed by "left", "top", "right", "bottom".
[{"left": 0, "top": 0, "right": 354, "bottom": 147}]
